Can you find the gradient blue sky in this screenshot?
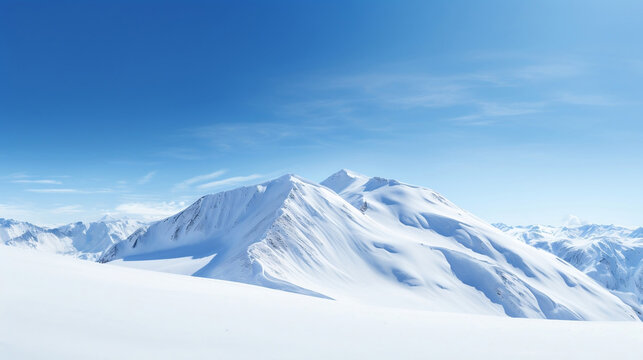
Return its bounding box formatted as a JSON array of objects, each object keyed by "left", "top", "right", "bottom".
[{"left": 1, "top": 0, "right": 642, "bottom": 226}]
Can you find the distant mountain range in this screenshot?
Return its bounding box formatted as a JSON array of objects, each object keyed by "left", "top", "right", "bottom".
[
  {"left": 494, "top": 223, "right": 642, "bottom": 318},
  {"left": 0, "top": 216, "right": 145, "bottom": 261},
  {"left": 1, "top": 170, "right": 640, "bottom": 320}
]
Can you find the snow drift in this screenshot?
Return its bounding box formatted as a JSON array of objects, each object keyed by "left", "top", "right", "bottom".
[{"left": 4, "top": 246, "right": 642, "bottom": 360}]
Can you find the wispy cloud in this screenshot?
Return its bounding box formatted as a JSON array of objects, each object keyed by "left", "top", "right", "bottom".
[
  {"left": 451, "top": 101, "right": 546, "bottom": 124},
  {"left": 280, "top": 59, "right": 617, "bottom": 127},
  {"left": 12, "top": 179, "right": 62, "bottom": 185},
  {"left": 174, "top": 169, "right": 227, "bottom": 190},
  {"left": 278, "top": 74, "right": 504, "bottom": 127},
  {"left": 310, "top": 73, "right": 477, "bottom": 110},
  {"left": 27, "top": 189, "right": 79, "bottom": 193},
  {"left": 138, "top": 171, "right": 157, "bottom": 185},
  {"left": 114, "top": 201, "right": 187, "bottom": 221},
  {"left": 188, "top": 118, "right": 394, "bottom": 152},
  {"left": 187, "top": 123, "right": 315, "bottom": 151},
  {"left": 157, "top": 147, "right": 205, "bottom": 161},
  {"left": 51, "top": 205, "right": 83, "bottom": 214},
  {"left": 511, "top": 63, "right": 584, "bottom": 80},
  {"left": 183, "top": 57, "right": 621, "bottom": 154},
  {"left": 554, "top": 93, "right": 620, "bottom": 106},
  {"left": 26, "top": 188, "right": 112, "bottom": 194},
  {"left": 0, "top": 203, "right": 32, "bottom": 220},
  {"left": 197, "top": 174, "right": 263, "bottom": 190},
  {"left": 189, "top": 66, "right": 566, "bottom": 150}
]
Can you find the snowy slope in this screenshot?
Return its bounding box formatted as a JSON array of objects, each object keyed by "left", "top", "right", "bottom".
[
  {"left": 1, "top": 217, "right": 145, "bottom": 260},
  {"left": 100, "top": 171, "right": 637, "bottom": 320},
  {"left": 494, "top": 223, "right": 643, "bottom": 318},
  {"left": 2, "top": 246, "right": 642, "bottom": 360}
]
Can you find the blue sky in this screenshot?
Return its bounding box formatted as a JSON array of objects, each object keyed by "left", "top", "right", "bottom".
[{"left": 1, "top": 0, "right": 642, "bottom": 226}]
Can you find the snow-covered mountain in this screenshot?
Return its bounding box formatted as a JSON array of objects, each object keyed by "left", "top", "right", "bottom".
[
  {"left": 0, "top": 218, "right": 47, "bottom": 243},
  {"left": 1, "top": 216, "right": 146, "bottom": 260},
  {"left": 494, "top": 223, "right": 643, "bottom": 318},
  {"left": 99, "top": 170, "right": 637, "bottom": 320}
]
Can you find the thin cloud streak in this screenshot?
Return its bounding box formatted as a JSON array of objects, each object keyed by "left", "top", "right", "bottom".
[
  {"left": 26, "top": 188, "right": 112, "bottom": 194},
  {"left": 183, "top": 61, "right": 592, "bottom": 153},
  {"left": 0, "top": 203, "right": 32, "bottom": 220},
  {"left": 27, "top": 189, "right": 79, "bottom": 193},
  {"left": 554, "top": 93, "right": 621, "bottom": 107},
  {"left": 174, "top": 169, "right": 227, "bottom": 190},
  {"left": 285, "top": 59, "right": 594, "bottom": 126},
  {"left": 138, "top": 171, "right": 157, "bottom": 185},
  {"left": 12, "top": 179, "right": 63, "bottom": 185},
  {"left": 51, "top": 205, "right": 83, "bottom": 214},
  {"left": 197, "top": 174, "right": 263, "bottom": 190},
  {"left": 450, "top": 101, "right": 546, "bottom": 124}
]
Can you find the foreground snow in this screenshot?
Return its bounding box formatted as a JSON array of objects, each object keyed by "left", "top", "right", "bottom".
[{"left": 1, "top": 247, "right": 641, "bottom": 360}]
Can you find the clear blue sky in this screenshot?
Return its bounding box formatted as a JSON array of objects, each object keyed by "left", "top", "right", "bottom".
[{"left": 1, "top": 0, "right": 642, "bottom": 226}]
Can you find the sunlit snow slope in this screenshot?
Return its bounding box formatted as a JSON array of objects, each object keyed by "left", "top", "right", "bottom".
[
  {"left": 99, "top": 171, "right": 638, "bottom": 320},
  {"left": 2, "top": 247, "right": 641, "bottom": 360},
  {"left": 495, "top": 223, "right": 643, "bottom": 318}
]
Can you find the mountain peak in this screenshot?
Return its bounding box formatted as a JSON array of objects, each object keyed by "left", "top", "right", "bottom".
[
  {"left": 562, "top": 215, "right": 586, "bottom": 228},
  {"left": 98, "top": 214, "right": 124, "bottom": 222},
  {"left": 274, "top": 173, "right": 312, "bottom": 185},
  {"left": 0, "top": 218, "right": 18, "bottom": 225},
  {"left": 337, "top": 168, "right": 361, "bottom": 177},
  {"left": 321, "top": 169, "right": 368, "bottom": 193}
]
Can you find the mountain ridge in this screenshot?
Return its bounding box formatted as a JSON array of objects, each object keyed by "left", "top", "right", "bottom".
[
  {"left": 98, "top": 170, "right": 638, "bottom": 320},
  {"left": 1, "top": 217, "right": 146, "bottom": 260}
]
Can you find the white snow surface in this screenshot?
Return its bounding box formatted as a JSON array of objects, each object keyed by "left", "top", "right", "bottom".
[
  {"left": 494, "top": 222, "right": 643, "bottom": 318},
  {"left": 99, "top": 170, "right": 638, "bottom": 320},
  {"left": 0, "top": 216, "right": 145, "bottom": 260},
  {"left": 1, "top": 246, "right": 641, "bottom": 360}
]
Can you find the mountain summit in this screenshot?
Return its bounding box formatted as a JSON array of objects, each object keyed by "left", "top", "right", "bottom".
[{"left": 99, "top": 171, "right": 637, "bottom": 320}]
